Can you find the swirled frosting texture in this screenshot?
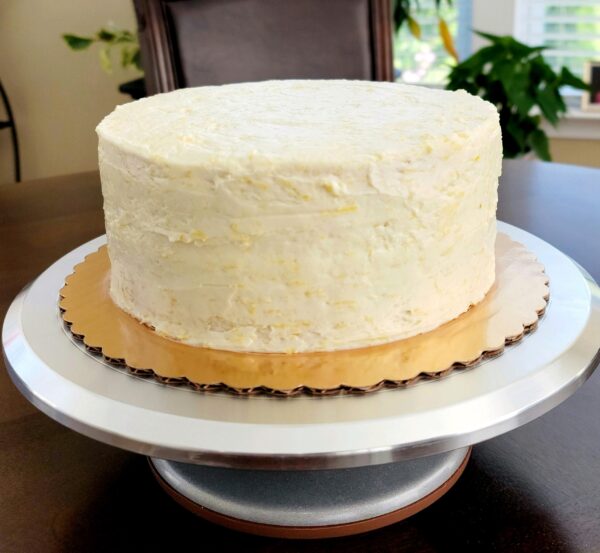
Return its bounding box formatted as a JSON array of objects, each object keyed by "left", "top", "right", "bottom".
[{"left": 97, "top": 80, "right": 502, "bottom": 352}]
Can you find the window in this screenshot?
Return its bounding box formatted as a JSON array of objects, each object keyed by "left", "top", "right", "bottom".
[
  {"left": 394, "top": 0, "right": 472, "bottom": 85},
  {"left": 514, "top": 0, "right": 600, "bottom": 80}
]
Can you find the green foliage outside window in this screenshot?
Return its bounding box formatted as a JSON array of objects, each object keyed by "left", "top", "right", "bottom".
[{"left": 393, "top": 0, "right": 459, "bottom": 84}]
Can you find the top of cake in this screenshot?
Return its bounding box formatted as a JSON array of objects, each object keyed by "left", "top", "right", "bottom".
[{"left": 96, "top": 79, "right": 498, "bottom": 169}]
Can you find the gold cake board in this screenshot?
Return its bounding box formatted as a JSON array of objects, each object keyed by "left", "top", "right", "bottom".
[{"left": 59, "top": 233, "right": 549, "bottom": 396}]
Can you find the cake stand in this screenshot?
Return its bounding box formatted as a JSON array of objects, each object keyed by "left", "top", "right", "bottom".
[{"left": 3, "top": 222, "right": 600, "bottom": 539}]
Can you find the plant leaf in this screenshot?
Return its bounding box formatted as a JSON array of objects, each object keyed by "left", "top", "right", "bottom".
[
  {"left": 528, "top": 129, "right": 551, "bottom": 161},
  {"left": 536, "top": 86, "right": 561, "bottom": 125},
  {"left": 393, "top": 0, "right": 410, "bottom": 30},
  {"left": 475, "top": 31, "right": 546, "bottom": 56},
  {"left": 530, "top": 56, "right": 555, "bottom": 87},
  {"left": 492, "top": 59, "right": 515, "bottom": 90},
  {"left": 439, "top": 17, "right": 459, "bottom": 61},
  {"left": 407, "top": 15, "right": 421, "bottom": 39},
  {"left": 454, "top": 45, "right": 494, "bottom": 73},
  {"left": 506, "top": 117, "right": 527, "bottom": 150},
  {"left": 553, "top": 87, "right": 567, "bottom": 112},
  {"left": 494, "top": 61, "right": 534, "bottom": 115},
  {"left": 560, "top": 67, "right": 590, "bottom": 90},
  {"left": 131, "top": 48, "right": 142, "bottom": 70},
  {"left": 114, "top": 30, "right": 136, "bottom": 44},
  {"left": 99, "top": 47, "right": 112, "bottom": 73},
  {"left": 474, "top": 30, "right": 504, "bottom": 44},
  {"left": 62, "top": 34, "right": 93, "bottom": 50},
  {"left": 121, "top": 46, "right": 132, "bottom": 68},
  {"left": 97, "top": 28, "right": 116, "bottom": 42},
  {"left": 446, "top": 71, "right": 479, "bottom": 94}
]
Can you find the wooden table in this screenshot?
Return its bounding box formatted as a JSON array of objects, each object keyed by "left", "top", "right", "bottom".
[{"left": 1, "top": 160, "right": 599, "bottom": 552}]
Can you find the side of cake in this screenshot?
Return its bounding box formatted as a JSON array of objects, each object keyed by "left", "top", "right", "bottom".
[{"left": 97, "top": 80, "right": 502, "bottom": 353}]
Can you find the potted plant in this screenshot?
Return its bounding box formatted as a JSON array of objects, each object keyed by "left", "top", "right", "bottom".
[
  {"left": 62, "top": 27, "right": 145, "bottom": 99},
  {"left": 446, "top": 32, "right": 589, "bottom": 160}
]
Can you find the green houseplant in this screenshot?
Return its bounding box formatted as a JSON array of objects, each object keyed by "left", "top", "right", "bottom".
[
  {"left": 62, "top": 27, "right": 145, "bottom": 99},
  {"left": 446, "top": 31, "right": 589, "bottom": 161}
]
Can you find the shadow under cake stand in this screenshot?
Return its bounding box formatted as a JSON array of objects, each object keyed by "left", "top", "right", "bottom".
[{"left": 3, "top": 222, "right": 600, "bottom": 539}]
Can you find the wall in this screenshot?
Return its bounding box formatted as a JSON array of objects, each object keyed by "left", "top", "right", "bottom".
[
  {"left": 550, "top": 139, "right": 600, "bottom": 168},
  {"left": 471, "top": 0, "right": 516, "bottom": 49},
  {"left": 0, "top": 0, "right": 140, "bottom": 184}
]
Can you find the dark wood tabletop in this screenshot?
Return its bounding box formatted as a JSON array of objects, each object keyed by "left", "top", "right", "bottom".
[{"left": 1, "top": 160, "right": 599, "bottom": 552}]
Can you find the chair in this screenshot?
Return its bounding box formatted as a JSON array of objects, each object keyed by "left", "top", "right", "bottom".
[
  {"left": 133, "top": 0, "right": 394, "bottom": 95},
  {"left": 0, "top": 80, "right": 20, "bottom": 182}
]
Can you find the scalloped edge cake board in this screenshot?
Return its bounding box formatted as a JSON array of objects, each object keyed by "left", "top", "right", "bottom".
[{"left": 59, "top": 233, "right": 549, "bottom": 397}]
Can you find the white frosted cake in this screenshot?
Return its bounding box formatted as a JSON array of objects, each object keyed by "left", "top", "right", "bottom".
[{"left": 97, "top": 80, "right": 502, "bottom": 353}]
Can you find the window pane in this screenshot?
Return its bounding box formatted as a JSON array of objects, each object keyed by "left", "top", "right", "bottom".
[
  {"left": 394, "top": 0, "right": 470, "bottom": 85},
  {"left": 545, "top": 39, "right": 600, "bottom": 50},
  {"left": 546, "top": 5, "right": 600, "bottom": 17},
  {"left": 545, "top": 22, "right": 599, "bottom": 34},
  {"left": 517, "top": 0, "right": 600, "bottom": 79}
]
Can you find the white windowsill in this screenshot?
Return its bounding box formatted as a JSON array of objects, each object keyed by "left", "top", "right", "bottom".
[{"left": 543, "top": 107, "right": 600, "bottom": 141}]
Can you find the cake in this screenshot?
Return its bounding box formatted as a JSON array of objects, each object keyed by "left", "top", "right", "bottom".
[{"left": 96, "top": 80, "right": 502, "bottom": 353}]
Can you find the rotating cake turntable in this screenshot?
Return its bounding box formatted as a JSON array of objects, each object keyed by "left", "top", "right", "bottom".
[{"left": 3, "top": 222, "right": 600, "bottom": 539}]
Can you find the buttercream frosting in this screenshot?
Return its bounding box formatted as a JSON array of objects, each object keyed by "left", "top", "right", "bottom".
[{"left": 97, "top": 80, "right": 502, "bottom": 352}]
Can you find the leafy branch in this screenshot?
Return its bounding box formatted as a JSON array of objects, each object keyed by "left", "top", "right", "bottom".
[
  {"left": 62, "top": 27, "right": 142, "bottom": 74},
  {"left": 392, "top": 0, "right": 458, "bottom": 60},
  {"left": 447, "top": 32, "right": 589, "bottom": 160}
]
